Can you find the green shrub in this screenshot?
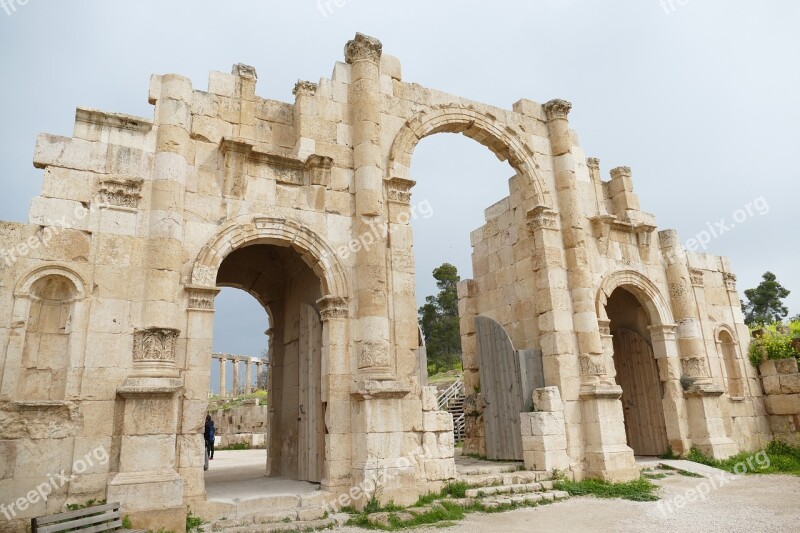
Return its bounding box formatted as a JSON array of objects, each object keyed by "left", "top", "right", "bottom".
[{"left": 749, "top": 324, "right": 797, "bottom": 366}]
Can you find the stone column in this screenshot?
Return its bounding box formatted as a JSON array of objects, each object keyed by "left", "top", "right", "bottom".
[
  {"left": 108, "top": 74, "right": 193, "bottom": 532},
  {"left": 317, "top": 296, "right": 352, "bottom": 496},
  {"left": 232, "top": 358, "right": 240, "bottom": 396},
  {"left": 245, "top": 360, "right": 253, "bottom": 395},
  {"left": 659, "top": 230, "right": 736, "bottom": 458},
  {"left": 346, "top": 33, "right": 391, "bottom": 377},
  {"left": 345, "top": 33, "right": 417, "bottom": 506},
  {"left": 219, "top": 357, "right": 227, "bottom": 398},
  {"left": 543, "top": 100, "right": 637, "bottom": 482}
]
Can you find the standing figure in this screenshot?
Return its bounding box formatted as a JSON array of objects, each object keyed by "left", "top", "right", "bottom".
[{"left": 204, "top": 414, "right": 216, "bottom": 461}]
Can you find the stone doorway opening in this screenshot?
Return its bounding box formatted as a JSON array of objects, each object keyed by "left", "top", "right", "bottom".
[
  {"left": 606, "top": 288, "right": 669, "bottom": 456},
  {"left": 205, "top": 243, "right": 327, "bottom": 504}
]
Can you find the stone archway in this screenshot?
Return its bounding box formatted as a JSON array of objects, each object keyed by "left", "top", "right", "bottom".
[
  {"left": 387, "top": 103, "right": 552, "bottom": 211},
  {"left": 596, "top": 269, "right": 688, "bottom": 454},
  {"left": 181, "top": 214, "right": 351, "bottom": 504}
]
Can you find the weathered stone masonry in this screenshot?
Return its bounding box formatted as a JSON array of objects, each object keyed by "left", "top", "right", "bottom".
[{"left": 0, "top": 33, "right": 770, "bottom": 531}]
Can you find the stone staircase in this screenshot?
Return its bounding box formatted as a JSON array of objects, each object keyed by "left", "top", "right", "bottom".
[
  {"left": 452, "top": 457, "right": 568, "bottom": 509},
  {"left": 198, "top": 492, "right": 337, "bottom": 532}
]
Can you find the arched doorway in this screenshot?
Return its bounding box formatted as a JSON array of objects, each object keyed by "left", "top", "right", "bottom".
[
  {"left": 606, "top": 287, "right": 669, "bottom": 456},
  {"left": 213, "top": 244, "right": 326, "bottom": 482}
]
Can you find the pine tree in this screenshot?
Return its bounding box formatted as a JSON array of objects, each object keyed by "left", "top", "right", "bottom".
[
  {"left": 742, "top": 271, "right": 790, "bottom": 325},
  {"left": 418, "top": 263, "right": 462, "bottom": 374}
]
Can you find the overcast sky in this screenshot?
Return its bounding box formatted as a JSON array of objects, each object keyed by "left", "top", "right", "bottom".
[{"left": 1, "top": 1, "right": 797, "bottom": 385}]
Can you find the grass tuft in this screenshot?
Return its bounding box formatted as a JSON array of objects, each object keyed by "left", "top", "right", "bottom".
[{"left": 553, "top": 477, "right": 659, "bottom": 502}]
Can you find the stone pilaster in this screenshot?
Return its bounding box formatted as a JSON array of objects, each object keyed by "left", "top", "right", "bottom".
[
  {"left": 543, "top": 100, "right": 636, "bottom": 481},
  {"left": 659, "top": 230, "right": 736, "bottom": 458}
]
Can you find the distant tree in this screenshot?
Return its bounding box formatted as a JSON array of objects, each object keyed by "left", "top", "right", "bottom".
[
  {"left": 742, "top": 271, "right": 790, "bottom": 325},
  {"left": 418, "top": 263, "right": 462, "bottom": 374}
]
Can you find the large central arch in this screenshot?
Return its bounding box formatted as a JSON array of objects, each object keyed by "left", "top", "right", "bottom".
[{"left": 387, "top": 104, "right": 552, "bottom": 209}]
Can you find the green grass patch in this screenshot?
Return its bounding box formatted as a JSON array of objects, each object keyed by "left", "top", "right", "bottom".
[
  {"left": 643, "top": 472, "right": 667, "bottom": 480},
  {"left": 686, "top": 441, "right": 800, "bottom": 475},
  {"left": 553, "top": 477, "right": 659, "bottom": 502}
]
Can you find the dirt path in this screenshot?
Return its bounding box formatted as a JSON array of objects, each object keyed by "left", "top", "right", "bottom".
[{"left": 337, "top": 473, "right": 800, "bottom": 532}]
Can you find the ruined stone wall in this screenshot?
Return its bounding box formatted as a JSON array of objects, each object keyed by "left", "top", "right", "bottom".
[
  {"left": 209, "top": 400, "right": 269, "bottom": 448},
  {"left": 758, "top": 359, "right": 800, "bottom": 446}
]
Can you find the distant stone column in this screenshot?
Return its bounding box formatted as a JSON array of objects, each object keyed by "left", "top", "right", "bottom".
[
  {"left": 245, "top": 360, "right": 252, "bottom": 394},
  {"left": 232, "top": 358, "right": 240, "bottom": 396},
  {"left": 219, "top": 357, "right": 227, "bottom": 397}
]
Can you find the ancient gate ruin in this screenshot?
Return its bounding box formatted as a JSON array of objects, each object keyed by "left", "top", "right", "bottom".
[{"left": 0, "top": 33, "right": 771, "bottom": 531}]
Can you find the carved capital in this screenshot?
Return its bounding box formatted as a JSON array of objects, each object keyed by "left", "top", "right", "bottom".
[
  {"left": 386, "top": 177, "right": 416, "bottom": 205},
  {"left": 305, "top": 154, "right": 334, "bottom": 187},
  {"left": 587, "top": 157, "right": 600, "bottom": 170},
  {"left": 610, "top": 166, "right": 632, "bottom": 181},
  {"left": 317, "top": 296, "right": 348, "bottom": 321},
  {"left": 233, "top": 63, "right": 257, "bottom": 80},
  {"left": 723, "top": 273, "right": 737, "bottom": 292},
  {"left": 133, "top": 327, "right": 181, "bottom": 377},
  {"left": 543, "top": 99, "right": 572, "bottom": 121},
  {"left": 97, "top": 178, "right": 143, "bottom": 210},
  {"left": 526, "top": 206, "right": 559, "bottom": 232},
  {"left": 689, "top": 268, "right": 704, "bottom": 287},
  {"left": 293, "top": 80, "right": 318, "bottom": 97},
  {"left": 345, "top": 33, "right": 383, "bottom": 64},
  {"left": 186, "top": 285, "right": 221, "bottom": 311}
]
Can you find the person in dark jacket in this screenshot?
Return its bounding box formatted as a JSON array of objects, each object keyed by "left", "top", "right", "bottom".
[{"left": 204, "top": 414, "right": 216, "bottom": 460}]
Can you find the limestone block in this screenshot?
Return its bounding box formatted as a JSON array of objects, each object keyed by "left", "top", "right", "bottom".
[
  {"left": 780, "top": 374, "right": 800, "bottom": 394},
  {"left": 776, "top": 359, "right": 799, "bottom": 375},
  {"left": 424, "top": 458, "right": 456, "bottom": 481},
  {"left": 423, "top": 412, "right": 453, "bottom": 433},
  {"left": 34, "top": 134, "right": 108, "bottom": 173},
  {"left": 208, "top": 71, "right": 237, "bottom": 97},
  {"left": 759, "top": 360, "right": 777, "bottom": 377},
  {"left": 765, "top": 394, "right": 800, "bottom": 415},
  {"left": 422, "top": 386, "right": 438, "bottom": 412},
  {"left": 762, "top": 375, "right": 782, "bottom": 395},
  {"left": 533, "top": 386, "right": 563, "bottom": 412},
  {"left": 519, "top": 412, "right": 533, "bottom": 436},
  {"left": 120, "top": 434, "right": 176, "bottom": 472},
  {"left": 380, "top": 54, "right": 402, "bottom": 80}
]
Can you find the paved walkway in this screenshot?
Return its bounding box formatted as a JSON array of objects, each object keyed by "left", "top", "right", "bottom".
[{"left": 204, "top": 449, "right": 317, "bottom": 502}]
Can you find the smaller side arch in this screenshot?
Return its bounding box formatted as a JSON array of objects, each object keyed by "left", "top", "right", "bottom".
[
  {"left": 15, "top": 265, "right": 87, "bottom": 300},
  {"left": 714, "top": 324, "right": 739, "bottom": 344},
  {"left": 191, "top": 215, "right": 350, "bottom": 301},
  {"left": 597, "top": 270, "right": 674, "bottom": 326}
]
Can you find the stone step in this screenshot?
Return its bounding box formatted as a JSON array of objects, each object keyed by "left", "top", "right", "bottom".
[
  {"left": 205, "top": 517, "right": 336, "bottom": 533},
  {"left": 456, "top": 469, "right": 552, "bottom": 487},
  {"left": 202, "top": 506, "right": 329, "bottom": 532},
  {"left": 464, "top": 481, "right": 551, "bottom": 498},
  {"left": 480, "top": 490, "right": 569, "bottom": 508}
]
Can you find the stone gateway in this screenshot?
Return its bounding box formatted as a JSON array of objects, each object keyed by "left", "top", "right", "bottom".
[{"left": 0, "top": 33, "right": 769, "bottom": 531}]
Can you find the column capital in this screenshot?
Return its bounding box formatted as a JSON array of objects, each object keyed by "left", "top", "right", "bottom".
[
  {"left": 526, "top": 205, "right": 560, "bottom": 233},
  {"left": 723, "top": 272, "right": 737, "bottom": 292},
  {"left": 543, "top": 99, "right": 572, "bottom": 121},
  {"left": 386, "top": 177, "right": 416, "bottom": 205},
  {"left": 345, "top": 33, "right": 383, "bottom": 64},
  {"left": 293, "top": 80, "right": 318, "bottom": 97},
  {"left": 587, "top": 157, "right": 601, "bottom": 170},
  {"left": 131, "top": 327, "right": 180, "bottom": 378},
  {"left": 317, "top": 296, "right": 349, "bottom": 321},
  {"left": 610, "top": 166, "right": 632, "bottom": 180}
]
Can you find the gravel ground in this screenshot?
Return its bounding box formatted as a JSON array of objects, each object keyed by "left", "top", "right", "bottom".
[{"left": 336, "top": 473, "right": 800, "bottom": 533}]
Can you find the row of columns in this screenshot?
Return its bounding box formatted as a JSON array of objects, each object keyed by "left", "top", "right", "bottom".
[{"left": 211, "top": 354, "right": 266, "bottom": 397}]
